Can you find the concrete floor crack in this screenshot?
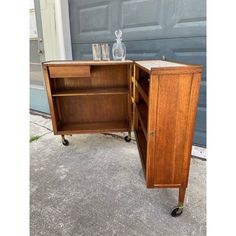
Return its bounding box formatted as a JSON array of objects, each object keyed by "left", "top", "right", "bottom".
[{"left": 30, "top": 121, "right": 53, "bottom": 132}]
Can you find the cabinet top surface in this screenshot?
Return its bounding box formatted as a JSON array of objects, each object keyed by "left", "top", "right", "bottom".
[
  {"left": 43, "top": 60, "right": 133, "bottom": 66},
  {"left": 43, "top": 60, "right": 201, "bottom": 72},
  {"left": 135, "top": 60, "right": 188, "bottom": 71}
]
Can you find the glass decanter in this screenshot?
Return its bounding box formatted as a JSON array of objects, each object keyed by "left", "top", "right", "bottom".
[{"left": 112, "top": 29, "right": 126, "bottom": 61}]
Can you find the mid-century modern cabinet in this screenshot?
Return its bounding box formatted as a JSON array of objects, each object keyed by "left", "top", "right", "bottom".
[{"left": 42, "top": 60, "right": 202, "bottom": 217}]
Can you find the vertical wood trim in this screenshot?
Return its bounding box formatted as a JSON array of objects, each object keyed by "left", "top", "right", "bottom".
[
  {"left": 146, "top": 72, "right": 158, "bottom": 187},
  {"left": 170, "top": 76, "right": 180, "bottom": 183},
  {"left": 182, "top": 72, "right": 202, "bottom": 187},
  {"left": 127, "top": 64, "right": 132, "bottom": 132},
  {"left": 134, "top": 65, "right": 139, "bottom": 130},
  {"left": 42, "top": 64, "right": 58, "bottom": 132},
  {"left": 131, "top": 64, "right": 135, "bottom": 130}
]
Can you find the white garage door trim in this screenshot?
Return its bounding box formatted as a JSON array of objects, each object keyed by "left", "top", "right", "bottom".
[
  {"left": 54, "top": 0, "right": 72, "bottom": 60},
  {"left": 40, "top": 0, "right": 72, "bottom": 60}
]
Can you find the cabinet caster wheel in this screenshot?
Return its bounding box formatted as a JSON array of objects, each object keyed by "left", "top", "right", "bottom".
[
  {"left": 171, "top": 206, "right": 183, "bottom": 217},
  {"left": 62, "top": 139, "right": 69, "bottom": 146},
  {"left": 125, "top": 136, "right": 131, "bottom": 142}
]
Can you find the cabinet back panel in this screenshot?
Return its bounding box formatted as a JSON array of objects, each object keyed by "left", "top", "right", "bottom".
[
  {"left": 52, "top": 65, "right": 128, "bottom": 91},
  {"left": 57, "top": 95, "right": 128, "bottom": 124},
  {"left": 90, "top": 65, "right": 128, "bottom": 88},
  {"left": 153, "top": 73, "right": 193, "bottom": 185},
  {"left": 52, "top": 77, "right": 92, "bottom": 92}
]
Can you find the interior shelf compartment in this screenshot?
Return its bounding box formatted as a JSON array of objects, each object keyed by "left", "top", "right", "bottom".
[
  {"left": 139, "top": 77, "right": 149, "bottom": 95},
  {"left": 135, "top": 126, "right": 147, "bottom": 177},
  {"left": 135, "top": 103, "right": 148, "bottom": 140},
  {"left": 57, "top": 120, "right": 129, "bottom": 134},
  {"left": 135, "top": 78, "right": 149, "bottom": 106},
  {"left": 52, "top": 87, "right": 129, "bottom": 97},
  {"left": 53, "top": 94, "right": 129, "bottom": 134}
]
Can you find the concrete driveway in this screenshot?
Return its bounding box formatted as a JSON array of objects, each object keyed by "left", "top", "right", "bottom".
[{"left": 30, "top": 114, "right": 206, "bottom": 236}]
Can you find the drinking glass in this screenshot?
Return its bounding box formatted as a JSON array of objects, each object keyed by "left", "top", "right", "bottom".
[
  {"left": 92, "top": 44, "right": 101, "bottom": 60},
  {"left": 101, "top": 43, "right": 110, "bottom": 60}
]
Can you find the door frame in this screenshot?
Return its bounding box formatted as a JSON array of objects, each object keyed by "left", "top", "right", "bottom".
[
  {"left": 30, "top": 0, "right": 73, "bottom": 114},
  {"left": 30, "top": 0, "right": 49, "bottom": 113}
]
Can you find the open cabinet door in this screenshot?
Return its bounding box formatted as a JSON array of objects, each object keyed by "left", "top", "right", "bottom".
[
  {"left": 133, "top": 63, "right": 160, "bottom": 188},
  {"left": 133, "top": 60, "right": 202, "bottom": 216},
  {"left": 134, "top": 65, "right": 146, "bottom": 177}
]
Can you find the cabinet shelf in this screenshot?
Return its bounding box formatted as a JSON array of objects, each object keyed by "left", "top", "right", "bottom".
[
  {"left": 57, "top": 120, "right": 129, "bottom": 134},
  {"left": 136, "top": 103, "right": 148, "bottom": 140},
  {"left": 52, "top": 87, "right": 129, "bottom": 97},
  {"left": 135, "top": 79, "right": 149, "bottom": 106},
  {"left": 139, "top": 78, "right": 149, "bottom": 95},
  {"left": 135, "top": 129, "right": 147, "bottom": 177}
]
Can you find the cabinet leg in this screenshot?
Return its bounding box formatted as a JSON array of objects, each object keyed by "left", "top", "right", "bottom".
[
  {"left": 61, "top": 135, "right": 69, "bottom": 146},
  {"left": 171, "top": 187, "right": 186, "bottom": 217},
  {"left": 125, "top": 130, "right": 131, "bottom": 142}
]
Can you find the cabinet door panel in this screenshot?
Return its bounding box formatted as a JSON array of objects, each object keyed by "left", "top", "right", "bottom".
[{"left": 153, "top": 73, "right": 193, "bottom": 186}]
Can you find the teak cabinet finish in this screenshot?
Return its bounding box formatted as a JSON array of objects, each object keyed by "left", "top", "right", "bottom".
[
  {"left": 42, "top": 61, "right": 133, "bottom": 137},
  {"left": 42, "top": 60, "right": 202, "bottom": 217}
]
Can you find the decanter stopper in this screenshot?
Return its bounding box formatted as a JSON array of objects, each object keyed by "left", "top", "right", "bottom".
[{"left": 115, "top": 29, "right": 122, "bottom": 40}]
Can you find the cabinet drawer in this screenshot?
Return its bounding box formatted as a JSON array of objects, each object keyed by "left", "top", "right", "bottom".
[{"left": 49, "top": 66, "right": 90, "bottom": 78}]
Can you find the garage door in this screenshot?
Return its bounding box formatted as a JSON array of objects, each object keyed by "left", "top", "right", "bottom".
[{"left": 69, "top": 0, "right": 206, "bottom": 147}]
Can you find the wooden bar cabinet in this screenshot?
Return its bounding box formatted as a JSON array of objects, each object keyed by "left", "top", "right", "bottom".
[{"left": 42, "top": 60, "right": 202, "bottom": 217}]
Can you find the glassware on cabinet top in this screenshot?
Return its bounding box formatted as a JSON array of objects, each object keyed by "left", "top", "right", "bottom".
[
  {"left": 92, "top": 43, "right": 101, "bottom": 60},
  {"left": 101, "top": 43, "right": 110, "bottom": 61},
  {"left": 112, "top": 29, "right": 126, "bottom": 61}
]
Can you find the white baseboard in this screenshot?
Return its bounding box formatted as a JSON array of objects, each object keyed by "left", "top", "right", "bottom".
[{"left": 191, "top": 145, "right": 206, "bottom": 159}]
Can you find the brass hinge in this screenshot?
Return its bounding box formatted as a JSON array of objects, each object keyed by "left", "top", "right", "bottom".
[{"left": 131, "top": 97, "right": 135, "bottom": 104}]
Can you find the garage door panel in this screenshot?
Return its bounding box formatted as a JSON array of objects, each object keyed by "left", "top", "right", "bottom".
[
  {"left": 70, "top": 0, "right": 206, "bottom": 43},
  {"left": 121, "top": 0, "right": 161, "bottom": 28},
  {"left": 72, "top": 37, "right": 206, "bottom": 81},
  {"left": 121, "top": 0, "right": 163, "bottom": 40},
  {"left": 163, "top": 37, "right": 206, "bottom": 81},
  {"left": 195, "top": 107, "right": 206, "bottom": 133},
  {"left": 72, "top": 40, "right": 165, "bottom": 60},
  {"left": 122, "top": 0, "right": 206, "bottom": 40},
  {"left": 126, "top": 37, "right": 206, "bottom": 80},
  {"left": 72, "top": 42, "right": 163, "bottom": 60},
  {"left": 72, "top": 43, "right": 94, "bottom": 60},
  {"left": 70, "top": 0, "right": 114, "bottom": 43},
  {"left": 125, "top": 40, "right": 164, "bottom": 60},
  {"left": 193, "top": 131, "right": 206, "bottom": 147},
  {"left": 192, "top": 106, "right": 206, "bottom": 146},
  {"left": 167, "top": 0, "right": 206, "bottom": 37},
  {"left": 198, "top": 82, "right": 206, "bottom": 108},
  {"left": 79, "top": 4, "right": 110, "bottom": 33},
  {"left": 69, "top": 0, "right": 206, "bottom": 146}
]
